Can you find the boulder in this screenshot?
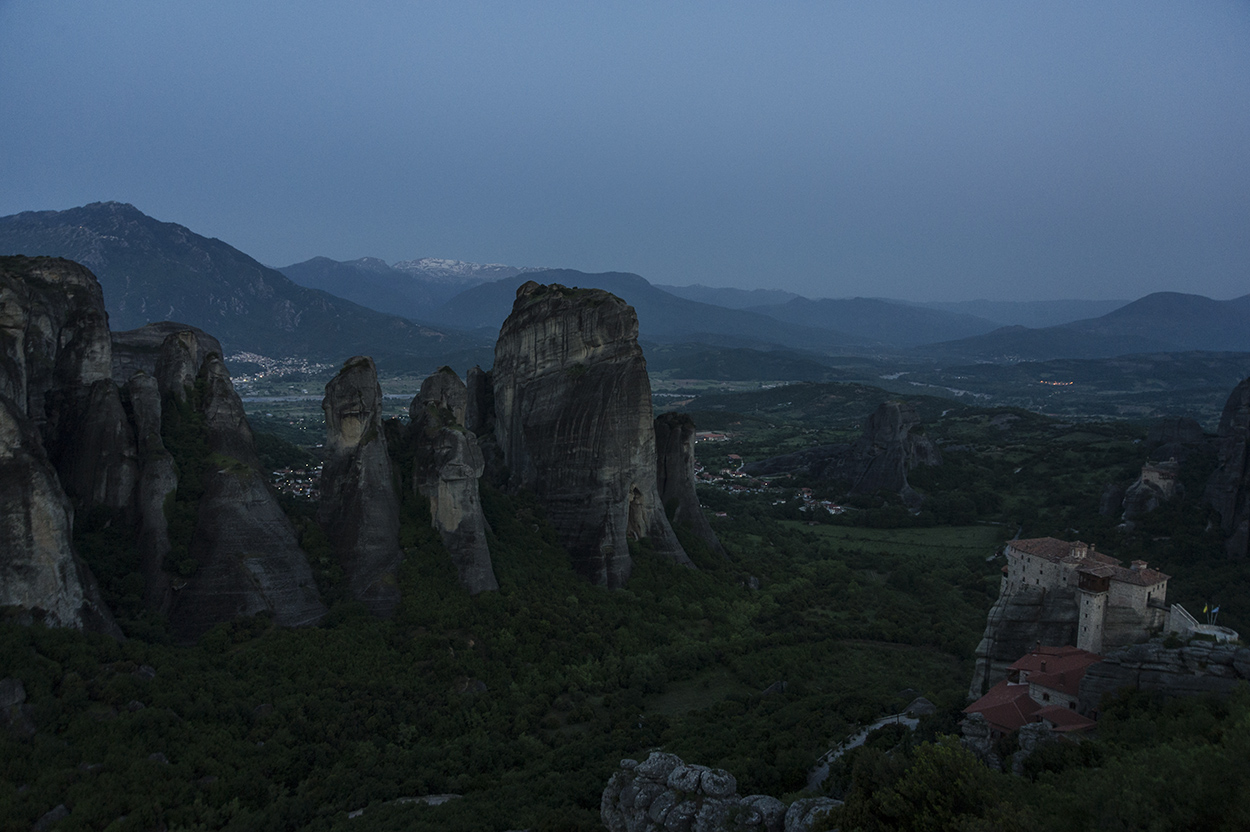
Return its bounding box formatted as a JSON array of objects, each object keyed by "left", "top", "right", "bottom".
[
  {"left": 602, "top": 751, "right": 839, "bottom": 832},
  {"left": 319, "top": 356, "right": 404, "bottom": 615},
  {"left": 493, "top": 282, "right": 691, "bottom": 587}
]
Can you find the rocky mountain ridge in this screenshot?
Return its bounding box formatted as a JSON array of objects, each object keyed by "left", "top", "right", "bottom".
[{"left": 0, "top": 203, "right": 479, "bottom": 364}]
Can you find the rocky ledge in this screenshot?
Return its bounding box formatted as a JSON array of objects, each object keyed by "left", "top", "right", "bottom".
[
  {"left": 601, "top": 752, "right": 839, "bottom": 832},
  {"left": 1078, "top": 639, "right": 1250, "bottom": 713}
]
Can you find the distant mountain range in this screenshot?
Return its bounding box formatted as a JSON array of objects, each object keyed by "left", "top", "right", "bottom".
[
  {"left": 435, "top": 270, "right": 866, "bottom": 352},
  {"left": 0, "top": 203, "right": 485, "bottom": 365},
  {"left": 927, "top": 292, "right": 1250, "bottom": 361},
  {"left": 277, "top": 256, "right": 541, "bottom": 322},
  {"left": 655, "top": 283, "right": 803, "bottom": 309},
  {"left": 2, "top": 202, "right": 1246, "bottom": 368},
  {"left": 744, "top": 297, "right": 999, "bottom": 347},
  {"left": 915, "top": 298, "right": 1129, "bottom": 328}
]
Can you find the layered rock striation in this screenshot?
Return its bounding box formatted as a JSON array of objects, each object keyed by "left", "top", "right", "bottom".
[
  {"left": 492, "top": 281, "right": 691, "bottom": 587},
  {"left": 319, "top": 356, "right": 404, "bottom": 616},
  {"left": 601, "top": 752, "right": 839, "bottom": 832},
  {"left": 655, "top": 412, "right": 724, "bottom": 558},
  {"left": 1078, "top": 640, "right": 1250, "bottom": 713},
  {"left": 1205, "top": 377, "right": 1250, "bottom": 558},
  {"left": 968, "top": 588, "right": 1079, "bottom": 698},
  {"left": 409, "top": 367, "right": 498, "bottom": 594},
  {"left": 745, "top": 400, "right": 940, "bottom": 507}
]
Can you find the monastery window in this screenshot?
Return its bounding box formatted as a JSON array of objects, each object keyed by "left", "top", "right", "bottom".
[
  {"left": 1042, "top": 693, "right": 1050, "bottom": 702},
  {"left": 1069, "top": 702, "right": 1076, "bottom": 710}
]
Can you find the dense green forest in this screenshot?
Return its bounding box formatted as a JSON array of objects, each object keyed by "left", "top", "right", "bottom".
[{"left": 3, "top": 382, "right": 1249, "bottom": 831}]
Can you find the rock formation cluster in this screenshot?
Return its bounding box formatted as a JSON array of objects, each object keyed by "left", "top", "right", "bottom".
[
  {"left": 492, "top": 281, "right": 692, "bottom": 586},
  {"left": 601, "top": 752, "right": 839, "bottom": 832},
  {"left": 4, "top": 264, "right": 723, "bottom": 639},
  {"left": 0, "top": 255, "right": 325, "bottom": 640},
  {"left": 745, "top": 400, "right": 941, "bottom": 507},
  {"left": 1205, "top": 377, "right": 1250, "bottom": 558}
]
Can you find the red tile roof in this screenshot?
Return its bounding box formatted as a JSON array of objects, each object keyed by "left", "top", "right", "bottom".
[
  {"left": 1008, "top": 538, "right": 1169, "bottom": 586},
  {"left": 1035, "top": 705, "right": 1097, "bottom": 733},
  {"left": 964, "top": 681, "right": 1041, "bottom": 734},
  {"left": 1010, "top": 645, "right": 1102, "bottom": 697},
  {"left": 1008, "top": 537, "right": 1081, "bottom": 561}
]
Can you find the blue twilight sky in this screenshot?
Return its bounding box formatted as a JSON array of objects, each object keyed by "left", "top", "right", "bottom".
[{"left": 1, "top": 1, "right": 1247, "bottom": 302}]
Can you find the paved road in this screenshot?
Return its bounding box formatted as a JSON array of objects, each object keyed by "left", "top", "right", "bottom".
[{"left": 806, "top": 712, "right": 920, "bottom": 792}]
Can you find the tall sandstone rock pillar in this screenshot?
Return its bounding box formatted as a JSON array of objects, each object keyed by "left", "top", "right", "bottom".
[
  {"left": 319, "top": 356, "right": 404, "bottom": 615},
  {"left": 410, "top": 367, "right": 498, "bottom": 594},
  {"left": 654, "top": 412, "right": 725, "bottom": 558},
  {"left": 1206, "top": 377, "right": 1250, "bottom": 558},
  {"left": 169, "top": 354, "right": 327, "bottom": 639},
  {"left": 0, "top": 256, "right": 127, "bottom": 636},
  {"left": 492, "top": 281, "right": 692, "bottom": 587}
]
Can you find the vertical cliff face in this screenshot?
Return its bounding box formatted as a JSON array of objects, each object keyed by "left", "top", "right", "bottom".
[
  {"left": 125, "top": 371, "right": 177, "bottom": 613},
  {"left": 465, "top": 365, "right": 493, "bottom": 437},
  {"left": 410, "top": 367, "right": 498, "bottom": 594},
  {"left": 493, "top": 281, "right": 691, "bottom": 587},
  {"left": 0, "top": 256, "right": 122, "bottom": 636},
  {"left": 654, "top": 412, "right": 724, "bottom": 558},
  {"left": 0, "top": 395, "right": 118, "bottom": 635},
  {"left": 968, "top": 587, "right": 1079, "bottom": 698},
  {"left": 169, "top": 355, "right": 327, "bottom": 639},
  {"left": 319, "top": 356, "right": 403, "bottom": 616},
  {"left": 1205, "top": 377, "right": 1250, "bottom": 558}
]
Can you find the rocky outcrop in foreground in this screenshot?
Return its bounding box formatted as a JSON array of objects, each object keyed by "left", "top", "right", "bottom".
[
  {"left": 1205, "top": 377, "right": 1250, "bottom": 557},
  {"left": 746, "top": 401, "right": 940, "bottom": 507},
  {"left": 602, "top": 752, "right": 839, "bottom": 832},
  {"left": 410, "top": 367, "right": 498, "bottom": 594},
  {"left": 655, "top": 412, "right": 724, "bottom": 558},
  {"left": 492, "top": 282, "right": 691, "bottom": 587},
  {"left": 1078, "top": 639, "right": 1250, "bottom": 713},
  {"left": 319, "top": 356, "right": 404, "bottom": 616}
]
